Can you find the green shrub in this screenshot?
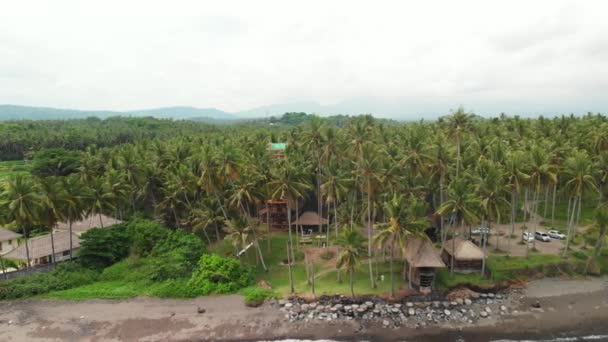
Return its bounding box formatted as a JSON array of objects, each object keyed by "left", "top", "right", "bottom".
[
  {"left": 571, "top": 250, "right": 588, "bottom": 260},
  {"left": 239, "top": 286, "right": 275, "bottom": 306},
  {"left": 79, "top": 225, "right": 131, "bottom": 268},
  {"left": 0, "top": 263, "right": 99, "bottom": 300},
  {"left": 127, "top": 220, "right": 170, "bottom": 256},
  {"left": 188, "top": 254, "right": 253, "bottom": 295}
]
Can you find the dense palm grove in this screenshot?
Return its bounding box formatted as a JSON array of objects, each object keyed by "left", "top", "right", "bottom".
[{"left": 1, "top": 110, "right": 608, "bottom": 296}]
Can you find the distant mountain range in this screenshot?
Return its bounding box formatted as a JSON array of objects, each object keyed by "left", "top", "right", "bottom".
[{"left": 0, "top": 105, "right": 238, "bottom": 121}]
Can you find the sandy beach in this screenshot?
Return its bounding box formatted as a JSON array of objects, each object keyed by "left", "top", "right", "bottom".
[{"left": 0, "top": 277, "right": 607, "bottom": 341}]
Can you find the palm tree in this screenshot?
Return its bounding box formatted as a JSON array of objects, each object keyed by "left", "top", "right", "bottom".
[
  {"left": 475, "top": 160, "right": 509, "bottom": 273},
  {"left": 86, "top": 176, "right": 115, "bottom": 228},
  {"left": 355, "top": 142, "right": 385, "bottom": 289},
  {"left": 375, "top": 194, "right": 429, "bottom": 297},
  {"left": 437, "top": 177, "right": 479, "bottom": 275},
  {"left": 0, "top": 175, "right": 39, "bottom": 267},
  {"left": 223, "top": 216, "right": 267, "bottom": 271},
  {"left": 321, "top": 162, "right": 349, "bottom": 241},
  {"left": 446, "top": 107, "right": 473, "bottom": 178},
  {"left": 60, "top": 175, "right": 86, "bottom": 260},
  {"left": 504, "top": 151, "right": 530, "bottom": 256},
  {"left": 336, "top": 229, "right": 366, "bottom": 297},
  {"left": 562, "top": 151, "right": 598, "bottom": 256},
  {"left": 36, "top": 177, "right": 66, "bottom": 266},
  {"left": 527, "top": 145, "right": 557, "bottom": 250}
]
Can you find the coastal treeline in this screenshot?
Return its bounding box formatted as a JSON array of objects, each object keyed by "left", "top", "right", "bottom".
[{"left": 1, "top": 110, "right": 608, "bottom": 298}]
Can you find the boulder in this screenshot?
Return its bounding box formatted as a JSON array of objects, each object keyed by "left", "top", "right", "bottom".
[
  {"left": 464, "top": 298, "right": 472, "bottom": 306},
  {"left": 485, "top": 307, "right": 492, "bottom": 313},
  {"left": 408, "top": 308, "right": 416, "bottom": 316},
  {"left": 444, "top": 309, "right": 451, "bottom": 316},
  {"left": 480, "top": 311, "right": 489, "bottom": 318}
]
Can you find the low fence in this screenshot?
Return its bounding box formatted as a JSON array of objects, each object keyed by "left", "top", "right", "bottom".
[{"left": 0, "top": 263, "right": 55, "bottom": 281}]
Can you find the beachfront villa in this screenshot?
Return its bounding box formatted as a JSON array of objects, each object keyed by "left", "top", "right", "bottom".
[
  {"left": 0, "top": 227, "right": 22, "bottom": 255},
  {"left": 4, "top": 231, "right": 81, "bottom": 265},
  {"left": 404, "top": 238, "right": 446, "bottom": 294},
  {"left": 441, "top": 237, "right": 485, "bottom": 272}
]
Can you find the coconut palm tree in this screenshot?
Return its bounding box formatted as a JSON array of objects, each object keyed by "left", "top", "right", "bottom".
[
  {"left": 36, "top": 176, "right": 66, "bottom": 266},
  {"left": 86, "top": 176, "right": 115, "bottom": 228},
  {"left": 562, "top": 151, "right": 598, "bottom": 256},
  {"left": 321, "top": 162, "right": 350, "bottom": 241},
  {"left": 437, "top": 177, "right": 479, "bottom": 275},
  {"left": 375, "top": 194, "right": 429, "bottom": 297},
  {"left": 355, "top": 142, "right": 385, "bottom": 289},
  {"left": 446, "top": 107, "right": 473, "bottom": 178},
  {"left": 336, "top": 229, "right": 366, "bottom": 297},
  {"left": 0, "top": 175, "right": 39, "bottom": 267},
  {"left": 59, "top": 175, "right": 87, "bottom": 260},
  {"left": 504, "top": 150, "right": 530, "bottom": 255}
]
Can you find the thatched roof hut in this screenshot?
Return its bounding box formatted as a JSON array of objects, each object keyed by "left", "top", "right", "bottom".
[
  {"left": 442, "top": 237, "right": 484, "bottom": 271},
  {"left": 403, "top": 238, "right": 445, "bottom": 293},
  {"left": 292, "top": 211, "right": 329, "bottom": 226},
  {"left": 404, "top": 238, "right": 446, "bottom": 268}
]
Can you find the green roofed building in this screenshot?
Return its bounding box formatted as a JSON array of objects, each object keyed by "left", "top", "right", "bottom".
[{"left": 269, "top": 142, "right": 287, "bottom": 158}]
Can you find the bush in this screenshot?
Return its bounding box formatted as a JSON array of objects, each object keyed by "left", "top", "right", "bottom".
[
  {"left": 146, "top": 230, "right": 205, "bottom": 281},
  {"left": 239, "top": 286, "right": 275, "bottom": 306},
  {"left": 127, "top": 220, "right": 170, "bottom": 256},
  {"left": 0, "top": 263, "right": 99, "bottom": 300},
  {"left": 188, "top": 254, "right": 253, "bottom": 295},
  {"left": 79, "top": 225, "right": 131, "bottom": 268}
]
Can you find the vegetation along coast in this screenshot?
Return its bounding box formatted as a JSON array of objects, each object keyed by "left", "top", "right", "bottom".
[{"left": 1, "top": 110, "right": 608, "bottom": 341}]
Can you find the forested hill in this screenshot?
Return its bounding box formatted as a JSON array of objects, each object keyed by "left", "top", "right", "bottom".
[
  {"left": 0, "top": 104, "right": 235, "bottom": 121},
  {"left": 0, "top": 117, "right": 220, "bottom": 160}
]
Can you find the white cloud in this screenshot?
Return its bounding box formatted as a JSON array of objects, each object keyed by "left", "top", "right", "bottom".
[{"left": 0, "top": 0, "right": 607, "bottom": 117}]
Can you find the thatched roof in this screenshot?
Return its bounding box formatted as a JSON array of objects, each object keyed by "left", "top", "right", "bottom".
[
  {"left": 0, "top": 227, "right": 21, "bottom": 242},
  {"left": 56, "top": 215, "right": 122, "bottom": 235},
  {"left": 443, "top": 237, "right": 485, "bottom": 261},
  {"left": 404, "top": 238, "right": 446, "bottom": 268},
  {"left": 292, "top": 211, "right": 329, "bottom": 226},
  {"left": 4, "top": 231, "right": 80, "bottom": 261}
]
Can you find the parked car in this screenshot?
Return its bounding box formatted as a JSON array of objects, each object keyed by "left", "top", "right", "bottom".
[
  {"left": 471, "top": 227, "right": 490, "bottom": 235},
  {"left": 535, "top": 231, "right": 551, "bottom": 242},
  {"left": 522, "top": 231, "right": 534, "bottom": 242},
  {"left": 547, "top": 230, "right": 566, "bottom": 240}
]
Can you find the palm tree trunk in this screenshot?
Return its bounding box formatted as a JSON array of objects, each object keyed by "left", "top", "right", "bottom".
[
  {"left": 532, "top": 187, "right": 539, "bottom": 250},
  {"left": 334, "top": 201, "right": 338, "bottom": 239},
  {"left": 214, "top": 190, "right": 229, "bottom": 221},
  {"left": 408, "top": 262, "right": 413, "bottom": 289},
  {"left": 481, "top": 219, "right": 489, "bottom": 276},
  {"left": 287, "top": 241, "right": 294, "bottom": 294},
  {"left": 255, "top": 241, "right": 267, "bottom": 272},
  {"left": 563, "top": 196, "right": 578, "bottom": 257},
  {"left": 543, "top": 185, "right": 550, "bottom": 219},
  {"left": 266, "top": 208, "right": 271, "bottom": 253},
  {"left": 98, "top": 213, "right": 104, "bottom": 228},
  {"left": 287, "top": 202, "right": 294, "bottom": 262},
  {"left": 390, "top": 238, "right": 395, "bottom": 298},
  {"left": 367, "top": 183, "right": 376, "bottom": 289},
  {"left": 551, "top": 182, "right": 557, "bottom": 228},
  {"left": 350, "top": 268, "right": 354, "bottom": 297},
  {"left": 311, "top": 262, "right": 315, "bottom": 296},
  {"left": 50, "top": 224, "right": 57, "bottom": 265},
  {"left": 68, "top": 221, "right": 74, "bottom": 261},
  {"left": 523, "top": 188, "right": 529, "bottom": 222},
  {"left": 508, "top": 189, "right": 516, "bottom": 257}
]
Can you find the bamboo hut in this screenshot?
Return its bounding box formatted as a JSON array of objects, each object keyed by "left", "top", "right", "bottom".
[
  {"left": 404, "top": 238, "right": 446, "bottom": 293},
  {"left": 441, "top": 237, "right": 484, "bottom": 272}
]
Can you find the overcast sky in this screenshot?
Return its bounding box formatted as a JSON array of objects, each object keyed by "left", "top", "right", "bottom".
[{"left": 1, "top": 0, "right": 607, "bottom": 118}]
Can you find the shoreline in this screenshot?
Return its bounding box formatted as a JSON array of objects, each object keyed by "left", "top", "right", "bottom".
[{"left": 0, "top": 278, "right": 607, "bottom": 341}]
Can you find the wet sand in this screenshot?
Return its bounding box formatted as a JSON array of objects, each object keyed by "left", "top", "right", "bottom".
[{"left": 0, "top": 278, "right": 607, "bottom": 341}]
